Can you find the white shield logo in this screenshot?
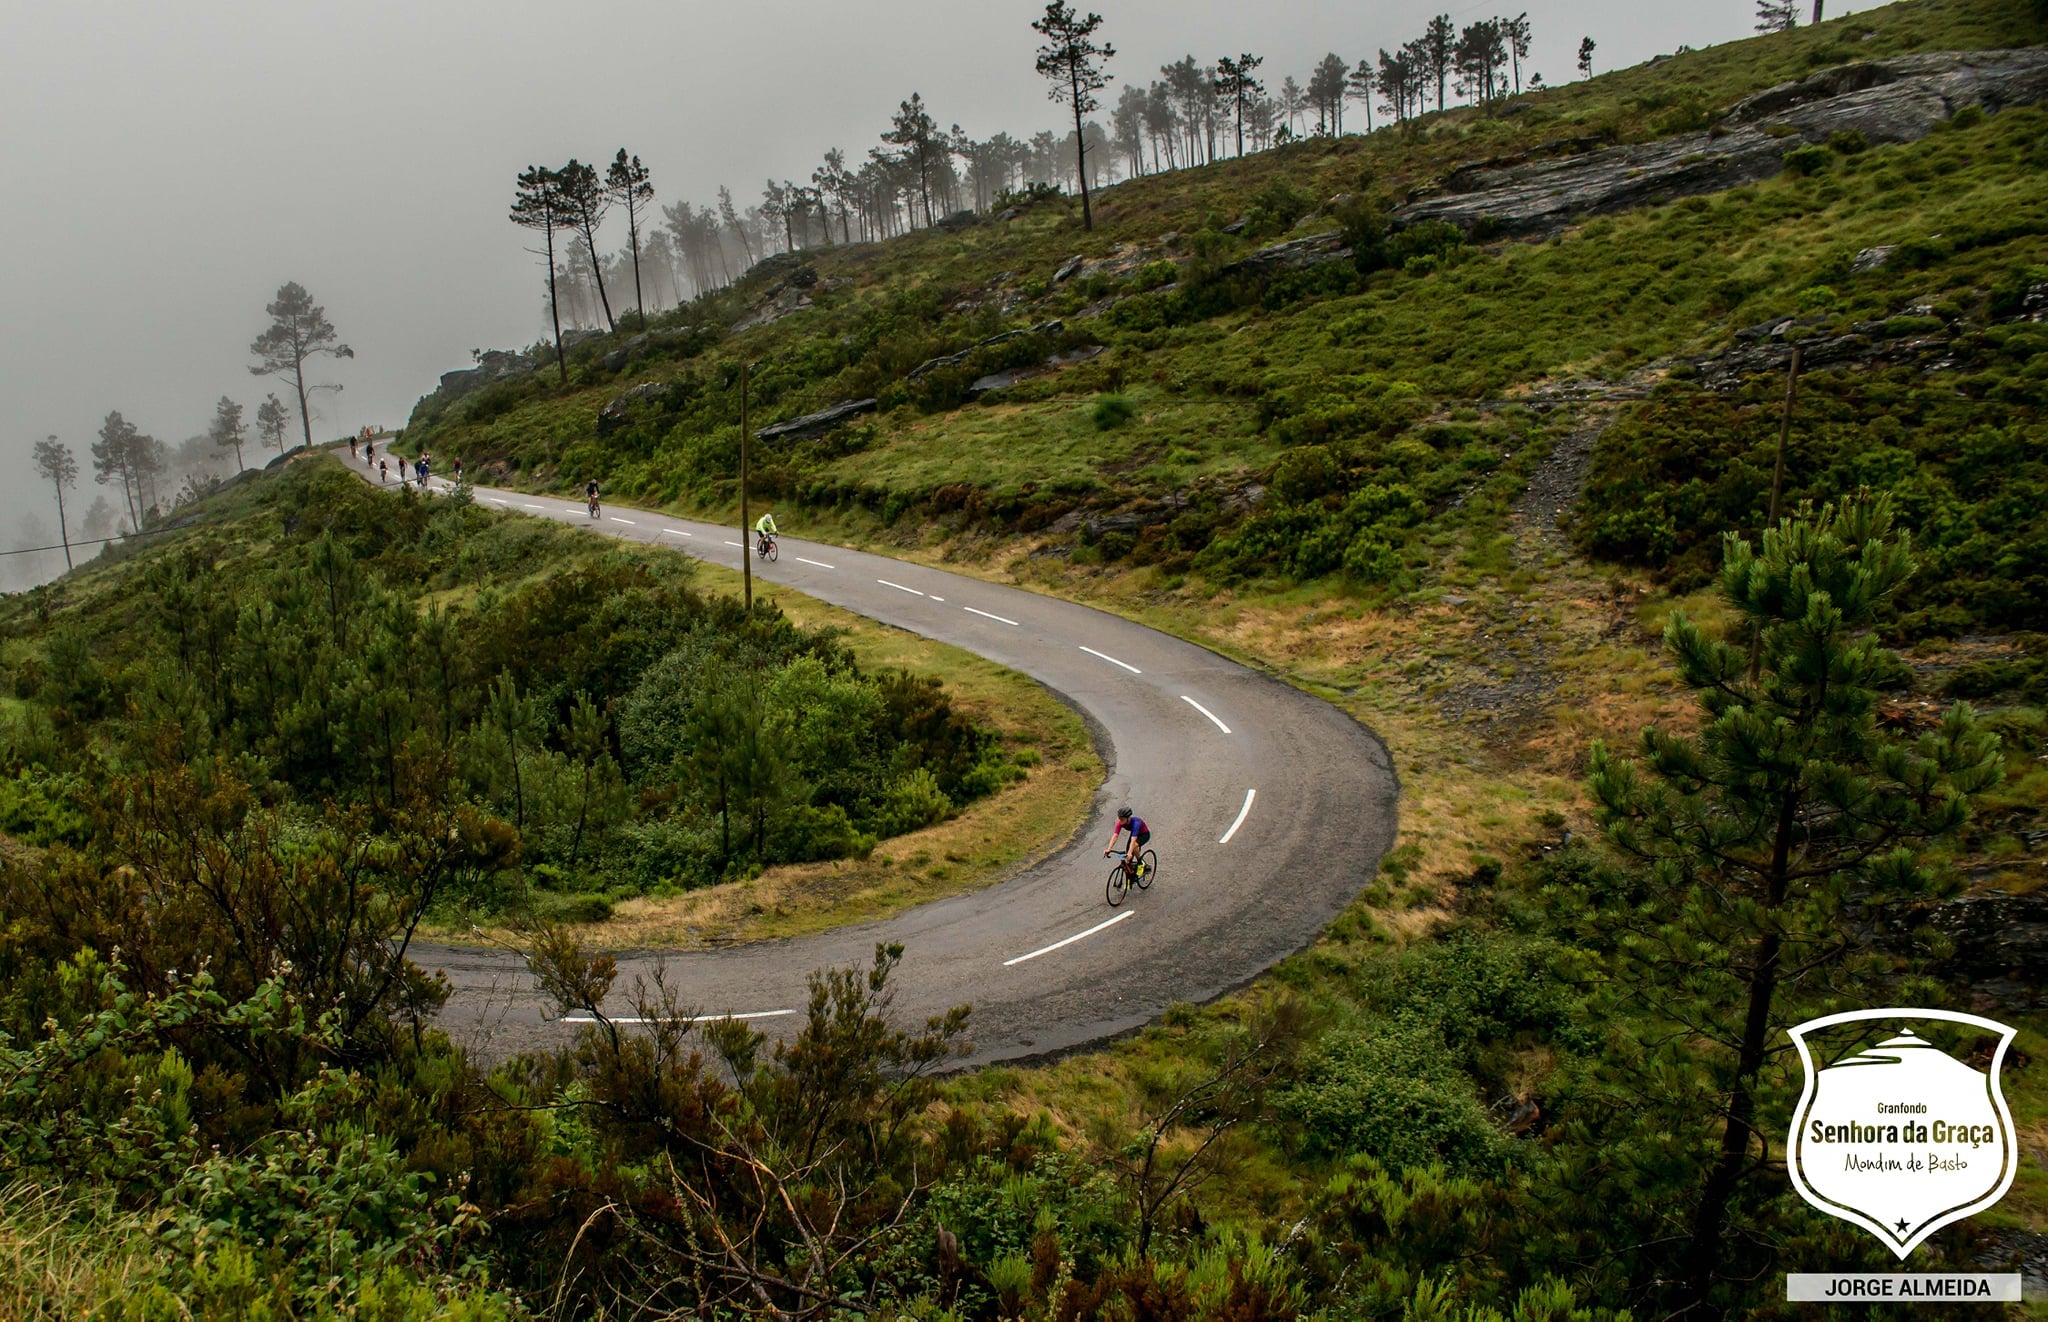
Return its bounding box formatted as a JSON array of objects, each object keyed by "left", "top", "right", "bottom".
[{"left": 1787, "top": 1008, "right": 2018, "bottom": 1259}]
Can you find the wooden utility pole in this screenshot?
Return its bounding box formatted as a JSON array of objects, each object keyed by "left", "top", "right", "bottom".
[
  {"left": 740, "top": 360, "right": 752, "bottom": 612},
  {"left": 1750, "top": 342, "right": 1803, "bottom": 682},
  {"left": 1768, "top": 343, "right": 1802, "bottom": 530}
]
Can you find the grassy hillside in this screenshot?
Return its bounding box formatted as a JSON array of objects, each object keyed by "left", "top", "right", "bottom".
[{"left": 404, "top": 0, "right": 2045, "bottom": 621}]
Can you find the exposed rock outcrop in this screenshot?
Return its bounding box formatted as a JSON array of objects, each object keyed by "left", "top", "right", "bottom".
[
  {"left": 970, "top": 344, "right": 1106, "bottom": 394},
  {"left": 1396, "top": 49, "right": 2048, "bottom": 237},
  {"left": 907, "top": 320, "right": 1064, "bottom": 381},
  {"left": 755, "top": 398, "right": 878, "bottom": 441},
  {"left": 596, "top": 381, "right": 672, "bottom": 432},
  {"left": 601, "top": 328, "right": 702, "bottom": 373},
  {"left": 1219, "top": 230, "right": 1352, "bottom": 278},
  {"left": 437, "top": 348, "right": 536, "bottom": 399}
]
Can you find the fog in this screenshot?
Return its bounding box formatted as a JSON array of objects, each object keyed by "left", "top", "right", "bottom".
[{"left": 2, "top": 0, "right": 1890, "bottom": 587}]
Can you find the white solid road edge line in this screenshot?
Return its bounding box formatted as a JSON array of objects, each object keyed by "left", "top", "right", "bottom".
[
  {"left": 964, "top": 606, "right": 1020, "bottom": 626},
  {"left": 877, "top": 579, "right": 926, "bottom": 596},
  {"left": 1219, "top": 788, "right": 1257, "bottom": 844},
  {"left": 1003, "top": 910, "right": 1134, "bottom": 967},
  {"left": 794, "top": 556, "right": 837, "bottom": 569},
  {"left": 1079, "top": 645, "right": 1141, "bottom": 674},
  {"left": 1181, "top": 695, "right": 1232, "bottom": 734},
  {"left": 561, "top": 1009, "right": 795, "bottom": 1024}
]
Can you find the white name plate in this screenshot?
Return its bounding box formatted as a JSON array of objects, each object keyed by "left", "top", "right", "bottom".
[{"left": 1787, "top": 1273, "right": 2021, "bottom": 1302}]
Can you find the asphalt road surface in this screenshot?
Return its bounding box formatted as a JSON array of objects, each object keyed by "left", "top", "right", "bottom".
[{"left": 349, "top": 455, "right": 1398, "bottom": 1065}]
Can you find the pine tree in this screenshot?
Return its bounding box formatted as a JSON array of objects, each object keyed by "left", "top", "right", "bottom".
[
  {"left": 32, "top": 435, "right": 77, "bottom": 570},
  {"left": 510, "top": 165, "right": 570, "bottom": 384},
  {"left": 1585, "top": 494, "right": 2002, "bottom": 1300},
  {"left": 209, "top": 396, "right": 248, "bottom": 472},
  {"left": 1309, "top": 53, "right": 1349, "bottom": 133},
  {"left": 256, "top": 394, "right": 290, "bottom": 455},
  {"left": 1347, "top": 59, "right": 1377, "bottom": 134},
  {"left": 881, "top": 94, "right": 942, "bottom": 228},
  {"left": 606, "top": 150, "right": 654, "bottom": 330},
  {"left": 91, "top": 410, "right": 144, "bottom": 530},
  {"left": 1505, "top": 12, "right": 1532, "bottom": 94},
  {"left": 1756, "top": 0, "right": 1798, "bottom": 32},
  {"left": 1422, "top": 14, "right": 1456, "bottom": 111},
  {"left": 1032, "top": 2, "right": 1114, "bottom": 231},
  {"left": 556, "top": 160, "right": 617, "bottom": 334},
  {"left": 1213, "top": 54, "right": 1264, "bottom": 157},
  {"left": 1577, "top": 36, "right": 1597, "bottom": 80},
  {"left": 248, "top": 282, "right": 352, "bottom": 448}
]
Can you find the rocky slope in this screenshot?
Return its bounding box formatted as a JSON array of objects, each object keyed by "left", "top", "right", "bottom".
[{"left": 1396, "top": 48, "right": 2048, "bottom": 235}]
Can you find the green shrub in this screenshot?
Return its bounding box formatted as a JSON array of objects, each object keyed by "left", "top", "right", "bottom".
[
  {"left": 1243, "top": 179, "right": 1319, "bottom": 237},
  {"left": 1092, "top": 393, "right": 1138, "bottom": 430},
  {"left": 1281, "top": 1019, "right": 1514, "bottom": 1174},
  {"left": 870, "top": 767, "right": 952, "bottom": 837},
  {"left": 1127, "top": 259, "right": 1180, "bottom": 293},
  {"left": 1828, "top": 128, "right": 1870, "bottom": 155},
  {"left": 1382, "top": 219, "right": 1469, "bottom": 271},
  {"left": 1782, "top": 143, "right": 1832, "bottom": 175},
  {"left": 1577, "top": 374, "right": 2048, "bottom": 632}
]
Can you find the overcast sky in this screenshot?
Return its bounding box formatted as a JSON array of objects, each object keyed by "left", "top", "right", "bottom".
[{"left": 3, "top": 0, "right": 1890, "bottom": 566}]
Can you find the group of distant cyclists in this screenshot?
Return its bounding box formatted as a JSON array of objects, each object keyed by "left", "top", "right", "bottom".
[
  {"left": 351, "top": 429, "right": 461, "bottom": 491},
  {"left": 369, "top": 447, "right": 1163, "bottom": 902}
]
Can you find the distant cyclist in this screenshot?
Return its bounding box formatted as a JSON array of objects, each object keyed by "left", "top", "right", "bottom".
[
  {"left": 586, "top": 478, "right": 601, "bottom": 518},
  {"left": 451, "top": 456, "right": 463, "bottom": 485},
  {"left": 1105, "top": 806, "right": 1150, "bottom": 880},
  {"left": 754, "top": 510, "right": 779, "bottom": 555}
]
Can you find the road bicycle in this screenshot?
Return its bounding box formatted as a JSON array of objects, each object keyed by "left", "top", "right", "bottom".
[
  {"left": 1104, "top": 844, "right": 1157, "bottom": 907},
  {"left": 587, "top": 495, "right": 601, "bottom": 519},
  {"left": 756, "top": 532, "right": 779, "bottom": 562}
]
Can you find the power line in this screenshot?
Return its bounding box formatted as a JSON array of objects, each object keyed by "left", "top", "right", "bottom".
[{"left": 0, "top": 524, "right": 186, "bottom": 560}]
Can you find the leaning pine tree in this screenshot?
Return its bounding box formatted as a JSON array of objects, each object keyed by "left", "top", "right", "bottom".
[
  {"left": 1585, "top": 493, "right": 2002, "bottom": 1304},
  {"left": 1032, "top": 1, "right": 1114, "bottom": 231}
]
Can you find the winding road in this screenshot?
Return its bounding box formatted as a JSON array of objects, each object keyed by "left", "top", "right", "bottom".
[{"left": 351, "top": 456, "right": 1398, "bottom": 1064}]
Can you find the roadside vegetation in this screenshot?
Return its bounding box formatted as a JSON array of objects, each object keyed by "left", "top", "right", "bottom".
[{"left": 0, "top": 463, "right": 1031, "bottom": 927}]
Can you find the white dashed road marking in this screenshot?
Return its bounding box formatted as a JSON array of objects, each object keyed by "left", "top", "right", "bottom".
[
  {"left": 794, "top": 556, "right": 836, "bottom": 569},
  {"left": 1002, "top": 910, "right": 1134, "bottom": 967},
  {"left": 964, "top": 606, "right": 1020, "bottom": 626},
  {"left": 662, "top": 528, "right": 692, "bottom": 537},
  {"left": 1181, "top": 696, "right": 1231, "bottom": 734},
  {"left": 610, "top": 517, "right": 636, "bottom": 525},
  {"left": 561, "top": 1009, "right": 795, "bottom": 1025},
  {"left": 1219, "top": 788, "right": 1257, "bottom": 844},
  {"left": 1080, "top": 645, "right": 1141, "bottom": 674},
  {"left": 522, "top": 503, "right": 543, "bottom": 510},
  {"left": 878, "top": 579, "right": 925, "bottom": 596}
]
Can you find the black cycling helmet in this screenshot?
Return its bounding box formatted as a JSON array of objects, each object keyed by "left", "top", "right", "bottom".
[{"left": 1117, "top": 806, "right": 1133, "bottom": 821}]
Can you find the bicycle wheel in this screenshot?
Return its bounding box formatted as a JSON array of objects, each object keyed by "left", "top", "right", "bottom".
[
  {"left": 765, "top": 539, "right": 779, "bottom": 562},
  {"left": 1105, "top": 862, "right": 1128, "bottom": 907},
  {"left": 1135, "top": 849, "right": 1157, "bottom": 890}
]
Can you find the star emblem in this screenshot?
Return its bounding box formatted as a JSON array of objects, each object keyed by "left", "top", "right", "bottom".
[{"left": 1895, "top": 1219, "right": 1911, "bottom": 1233}]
